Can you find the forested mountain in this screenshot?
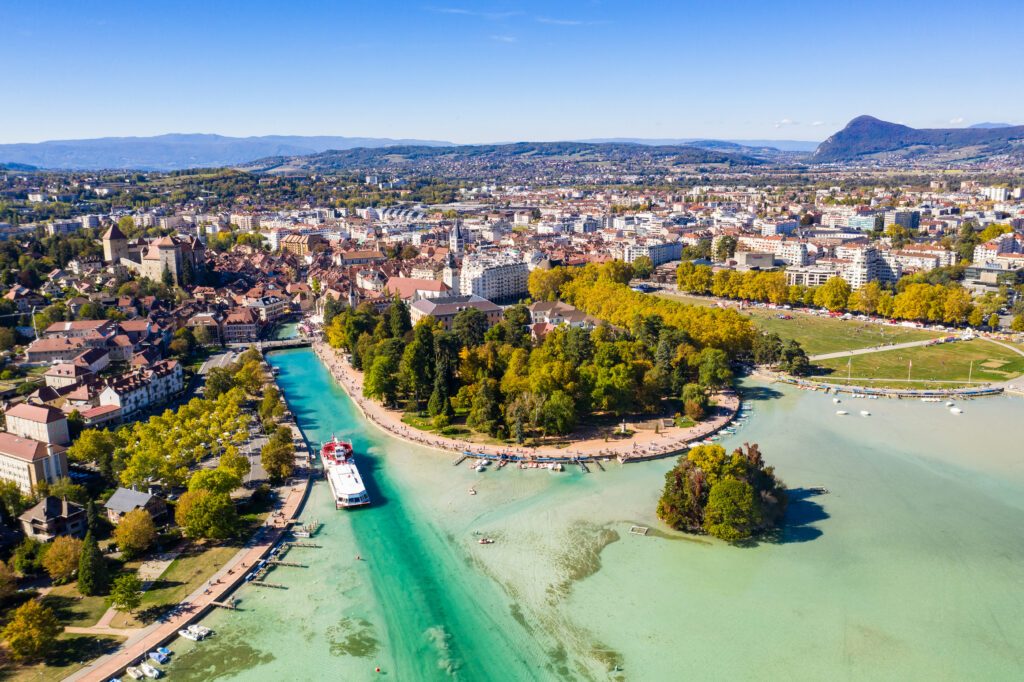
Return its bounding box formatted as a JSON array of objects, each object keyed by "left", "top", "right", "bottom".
[
  {"left": 812, "top": 116, "right": 1024, "bottom": 164},
  {"left": 0, "top": 134, "right": 451, "bottom": 171}
]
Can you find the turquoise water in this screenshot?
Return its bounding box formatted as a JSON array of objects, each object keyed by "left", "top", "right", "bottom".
[
  {"left": 165, "top": 349, "right": 1024, "bottom": 681},
  {"left": 270, "top": 322, "right": 298, "bottom": 340}
]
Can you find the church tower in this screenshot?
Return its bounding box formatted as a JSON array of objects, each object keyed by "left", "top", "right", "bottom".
[
  {"left": 102, "top": 223, "right": 128, "bottom": 263},
  {"left": 449, "top": 220, "right": 464, "bottom": 256},
  {"left": 442, "top": 251, "right": 460, "bottom": 296}
]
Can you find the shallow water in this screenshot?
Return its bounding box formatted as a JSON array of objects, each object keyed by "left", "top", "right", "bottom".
[{"left": 166, "top": 349, "right": 1024, "bottom": 681}]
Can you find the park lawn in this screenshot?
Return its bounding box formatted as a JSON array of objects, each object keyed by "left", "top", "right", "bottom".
[
  {"left": 39, "top": 583, "right": 111, "bottom": 628},
  {"left": 2, "top": 633, "right": 124, "bottom": 682},
  {"left": 745, "top": 312, "right": 945, "bottom": 356},
  {"left": 108, "top": 543, "right": 241, "bottom": 629},
  {"left": 655, "top": 290, "right": 945, "bottom": 355},
  {"left": 813, "top": 339, "right": 1024, "bottom": 385}
]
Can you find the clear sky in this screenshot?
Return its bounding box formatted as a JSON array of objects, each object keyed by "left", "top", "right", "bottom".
[{"left": 2, "top": 0, "right": 1021, "bottom": 144}]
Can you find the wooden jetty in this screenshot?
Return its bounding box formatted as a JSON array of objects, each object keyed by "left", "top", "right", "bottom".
[
  {"left": 452, "top": 453, "right": 468, "bottom": 466},
  {"left": 211, "top": 599, "right": 238, "bottom": 610},
  {"left": 286, "top": 542, "right": 322, "bottom": 548},
  {"left": 576, "top": 458, "right": 590, "bottom": 473},
  {"left": 592, "top": 458, "right": 606, "bottom": 472},
  {"left": 251, "top": 581, "right": 287, "bottom": 589},
  {"left": 268, "top": 560, "right": 307, "bottom": 568}
]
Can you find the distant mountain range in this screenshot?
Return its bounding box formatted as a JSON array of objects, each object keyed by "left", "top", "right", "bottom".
[
  {"left": 812, "top": 116, "right": 1024, "bottom": 163},
  {"left": 581, "top": 137, "right": 819, "bottom": 152},
  {"left": 242, "top": 141, "right": 765, "bottom": 179},
  {"left": 0, "top": 134, "right": 452, "bottom": 171}
]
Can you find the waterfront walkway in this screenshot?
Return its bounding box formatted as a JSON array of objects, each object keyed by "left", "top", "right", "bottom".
[
  {"left": 809, "top": 338, "right": 940, "bottom": 361},
  {"left": 68, "top": 474, "right": 312, "bottom": 682},
  {"left": 313, "top": 342, "right": 739, "bottom": 463}
]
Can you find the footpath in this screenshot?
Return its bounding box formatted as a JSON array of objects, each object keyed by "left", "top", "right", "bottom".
[{"left": 313, "top": 342, "right": 739, "bottom": 463}]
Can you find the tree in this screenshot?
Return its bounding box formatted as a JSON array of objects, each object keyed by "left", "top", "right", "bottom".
[
  {"left": 175, "top": 489, "right": 238, "bottom": 539},
  {"left": 387, "top": 298, "right": 411, "bottom": 338},
  {"left": 1, "top": 599, "right": 62, "bottom": 662},
  {"left": 814, "top": 276, "right": 851, "bottom": 311},
  {"left": 0, "top": 327, "right": 16, "bottom": 351},
  {"left": 42, "top": 535, "right": 83, "bottom": 584},
  {"left": 0, "top": 560, "right": 16, "bottom": 599},
  {"left": 34, "top": 477, "right": 88, "bottom": 504},
  {"left": 109, "top": 573, "right": 143, "bottom": 614},
  {"left": 189, "top": 467, "right": 242, "bottom": 496},
  {"left": 113, "top": 509, "right": 157, "bottom": 559},
  {"left": 0, "top": 479, "right": 31, "bottom": 519},
  {"left": 694, "top": 348, "right": 732, "bottom": 390},
  {"left": 1012, "top": 315, "right": 1024, "bottom": 332},
  {"left": 452, "top": 308, "right": 488, "bottom": 348},
  {"left": 261, "top": 438, "right": 294, "bottom": 484},
  {"left": 219, "top": 446, "right": 251, "bottom": 480},
  {"left": 988, "top": 313, "right": 1000, "bottom": 330},
  {"left": 538, "top": 390, "right": 576, "bottom": 436},
  {"left": 77, "top": 531, "right": 108, "bottom": 596},
  {"left": 205, "top": 366, "right": 237, "bottom": 399},
  {"left": 599, "top": 260, "right": 635, "bottom": 285},
  {"left": 713, "top": 236, "right": 737, "bottom": 262},
  {"left": 631, "top": 255, "right": 654, "bottom": 279},
  {"left": 161, "top": 264, "right": 174, "bottom": 287},
  {"left": 703, "top": 478, "right": 761, "bottom": 542},
  {"left": 194, "top": 324, "right": 215, "bottom": 347},
  {"left": 12, "top": 538, "right": 45, "bottom": 576}
]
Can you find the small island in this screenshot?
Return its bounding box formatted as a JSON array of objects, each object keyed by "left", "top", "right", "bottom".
[{"left": 657, "top": 443, "right": 787, "bottom": 542}]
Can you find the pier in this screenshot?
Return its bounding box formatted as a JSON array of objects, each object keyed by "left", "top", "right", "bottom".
[
  {"left": 268, "top": 559, "right": 307, "bottom": 568},
  {"left": 210, "top": 599, "right": 238, "bottom": 610},
  {"left": 453, "top": 453, "right": 468, "bottom": 466},
  {"left": 250, "top": 581, "right": 288, "bottom": 589}
]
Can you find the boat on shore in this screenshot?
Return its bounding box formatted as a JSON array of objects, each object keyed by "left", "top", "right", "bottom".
[{"left": 321, "top": 436, "right": 370, "bottom": 509}]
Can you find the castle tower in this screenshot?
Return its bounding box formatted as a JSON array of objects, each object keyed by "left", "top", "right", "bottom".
[
  {"left": 102, "top": 223, "right": 128, "bottom": 263},
  {"left": 449, "top": 220, "right": 464, "bottom": 256},
  {"left": 442, "top": 251, "right": 460, "bottom": 296}
]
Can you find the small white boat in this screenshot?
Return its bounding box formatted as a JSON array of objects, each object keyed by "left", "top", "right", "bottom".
[
  {"left": 188, "top": 624, "right": 212, "bottom": 637},
  {"left": 832, "top": 398, "right": 841, "bottom": 404},
  {"left": 139, "top": 663, "right": 161, "bottom": 679},
  {"left": 950, "top": 407, "right": 964, "bottom": 415},
  {"left": 478, "top": 537, "right": 494, "bottom": 545},
  {"left": 921, "top": 397, "right": 941, "bottom": 403},
  {"left": 178, "top": 628, "right": 201, "bottom": 641},
  {"left": 945, "top": 401, "right": 955, "bottom": 407},
  {"left": 835, "top": 410, "right": 848, "bottom": 416},
  {"left": 468, "top": 488, "right": 477, "bottom": 496},
  {"left": 126, "top": 668, "right": 143, "bottom": 681},
  {"left": 860, "top": 410, "right": 871, "bottom": 417}
]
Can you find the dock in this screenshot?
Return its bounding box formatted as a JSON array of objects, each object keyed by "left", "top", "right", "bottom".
[
  {"left": 286, "top": 542, "right": 321, "bottom": 548},
  {"left": 250, "top": 581, "right": 287, "bottom": 589},
  {"left": 592, "top": 458, "right": 605, "bottom": 472},
  {"left": 629, "top": 526, "right": 649, "bottom": 536},
  {"left": 210, "top": 599, "right": 238, "bottom": 610},
  {"left": 268, "top": 560, "right": 307, "bottom": 568},
  {"left": 576, "top": 458, "right": 590, "bottom": 473},
  {"left": 452, "top": 453, "right": 468, "bottom": 466}
]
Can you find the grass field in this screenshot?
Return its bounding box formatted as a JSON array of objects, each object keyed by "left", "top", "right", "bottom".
[
  {"left": 2, "top": 634, "right": 124, "bottom": 682},
  {"left": 40, "top": 583, "right": 111, "bottom": 628},
  {"left": 655, "top": 290, "right": 945, "bottom": 355},
  {"left": 108, "top": 543, "right": 240, "bottom": 628},
  {"left": 814, "top": 339, "right": 1024, "bottom": 385}
]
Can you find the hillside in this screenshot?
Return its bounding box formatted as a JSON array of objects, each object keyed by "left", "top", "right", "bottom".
[
  {"left": 0, "top": 133, "right": 452, "bottom": 171},
  {"left": 812, "top": 116, "right": 1024, "bottom": 164},
  {"left": 242, "top": 141, "right": 764, "bottom": 179}
]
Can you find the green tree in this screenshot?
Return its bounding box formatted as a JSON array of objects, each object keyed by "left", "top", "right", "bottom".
[
  {"left": 113, "top": 509, "right": 157, "bottom": 559},
  {"left": 109, "top": 573, "right": 143, "bottom": 614},
  {"left": 387, "top": 298, "right": 411, "bottom": 338},
  {"left": 703, "top": 478, "right": 761, "bottom": 542},
  {"left": 1011, "top": 315, "right": 1024, "bottom": 332},
  {"left": 261, "top": 429, "right": 295, "bottom": 483},
  {"left": 12, "top": 538, "right": 45, "bottom": 576},
  {"left": 452, "top": 308, "right": 488, "bottom": 348},
  {"left": 219, "top": 446, "right": 251, "bottom": 480},
  {"left": 175, "top": 489, "right": 238, "bottom": 539},
  {"left": 42, "top": 535, "right": 83, "bottom": 584},
  {"left": 631, "top": 255, "right": 654, "bottom": 279},
  {"left": 988, "top": 313, "right": 1000, "bottom": 329},
  {"left": 77, "top": 531, "right": 108, "bottom": 596},
  {"left": 0, "top": 560, "right": 16, "bottom": 599},
  {"left": 161, "top": 264, "right": 174, "bottom": 287},
  {"left": 0, "top": 327, "right": 16, "bottom": 351},
  {"left": 694, "top": 348, "right": 732, "bottom": 390},
  {"left": 205, "top": 366, "right": 237, "bottom": 399},
  {"left": 0, "top": 479, "right": 31, "bottom": 519},
  {"left": 1, "top": 599, "right": 62, "bottom": 662},
  {"left": 538, "top": 390, "right": 576, "bottom": 436},
  {"left": 189, "top": 467, "right": 242, "bottom": 496}
]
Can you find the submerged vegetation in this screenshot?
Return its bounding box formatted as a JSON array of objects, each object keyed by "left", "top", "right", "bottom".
[{"left": 657, "top": 443, "right": 787, "bottom": 542}]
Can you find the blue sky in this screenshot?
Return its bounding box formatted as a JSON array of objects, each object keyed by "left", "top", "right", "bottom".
[{"left": 2, "top": 0, "right": 1021, "bottom": 144}]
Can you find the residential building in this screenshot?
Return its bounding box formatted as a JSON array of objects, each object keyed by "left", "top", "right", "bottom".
[
  {"left": 0, "top": 433, "right": 68, "bottom": 494},
  {"left": 19, "top": 497, "right": 86, "bottom": 540},
  {"left": 409, "top": 295, "right": 502, "bottom": 330},
  {"left": 104, "top": 487, "right": 168, "bottom": 526},
  {"left": 459, "top": 253, "right": 529, "bottom": 302}
]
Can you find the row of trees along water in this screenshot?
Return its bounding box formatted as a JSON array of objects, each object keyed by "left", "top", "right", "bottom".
[
  {"left": 325, "top": 262, "right": 797, "bottom": 441},
  {"left": 676, "top": 262, "right": 1012, "bottom": 328}
]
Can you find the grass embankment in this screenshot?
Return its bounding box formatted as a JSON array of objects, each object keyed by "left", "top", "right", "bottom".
[
  {"left": 813, "top": 339, "right": 1024, "bottom": 386},
  {"left": 655, "top": 290, "right": 944, "bottom": 355}
]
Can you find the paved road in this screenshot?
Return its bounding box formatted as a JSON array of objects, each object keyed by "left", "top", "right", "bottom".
[{"left": 809, "top": 338, "right": 942, "bottom": 361}]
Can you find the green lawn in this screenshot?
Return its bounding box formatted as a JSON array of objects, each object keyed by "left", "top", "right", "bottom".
[
  {"left": 108, "top": 543, "right": 241, "bottom": 628},
  {"left": 1, "top": 633, "right": 124, "bottom": 682},
  {"left": 40, "top": 583, "right": 110, "bottom": 628},
  {"left": 813, "top": 339, "right": 1024, "bottom": 385},
  {"left": 655, "top": 290, "right": 945, "bottom": 355}
]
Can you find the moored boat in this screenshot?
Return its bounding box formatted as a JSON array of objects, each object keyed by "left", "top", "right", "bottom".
[
  {"left": 321, "top": 436, "right": 370, "bottom": 509},
  {"left": 126, "top": 668, "right": 143, "bottom": 680}
]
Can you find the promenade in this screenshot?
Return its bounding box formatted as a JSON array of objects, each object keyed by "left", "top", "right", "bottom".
[
  {"left": 313, "top": 342, "right": 739, "bottom": 463},
  {"left": 68, "top": 461, "right": 312, "bottom": 681}
]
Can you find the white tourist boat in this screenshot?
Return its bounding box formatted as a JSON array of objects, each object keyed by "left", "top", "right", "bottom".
[
  {"left": 178, "top": 628, "right": 201, "bottom": 641},
  {"left": 860, "top": 410, "right": 871, "bottom": 417},
  {"left": 322, "top": 436, "right": 371, "bottom": 509},
  {"left": 950, "top": 406, "right": 964, "bottom": 415},
  {"left": 835, "top": 410, "right": 849, "bottom": 416}
]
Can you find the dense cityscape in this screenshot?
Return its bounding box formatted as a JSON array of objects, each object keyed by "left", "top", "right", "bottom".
[{"left": 2, "top": 1, "right": 1023, "bottom": 680}]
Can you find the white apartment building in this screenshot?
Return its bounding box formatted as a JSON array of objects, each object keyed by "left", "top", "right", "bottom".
[
  {"left": 459, "top": 253, "right": 529, "bottom": 302},
  {"left": 620, "top": 240, "right": 683, "bottom": 266},
  {"left": 736, "top": 235, "right": 811, "bottom": 266},
  {"left": 98, "top": 360, "right": 184, "bottom": 419}
]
